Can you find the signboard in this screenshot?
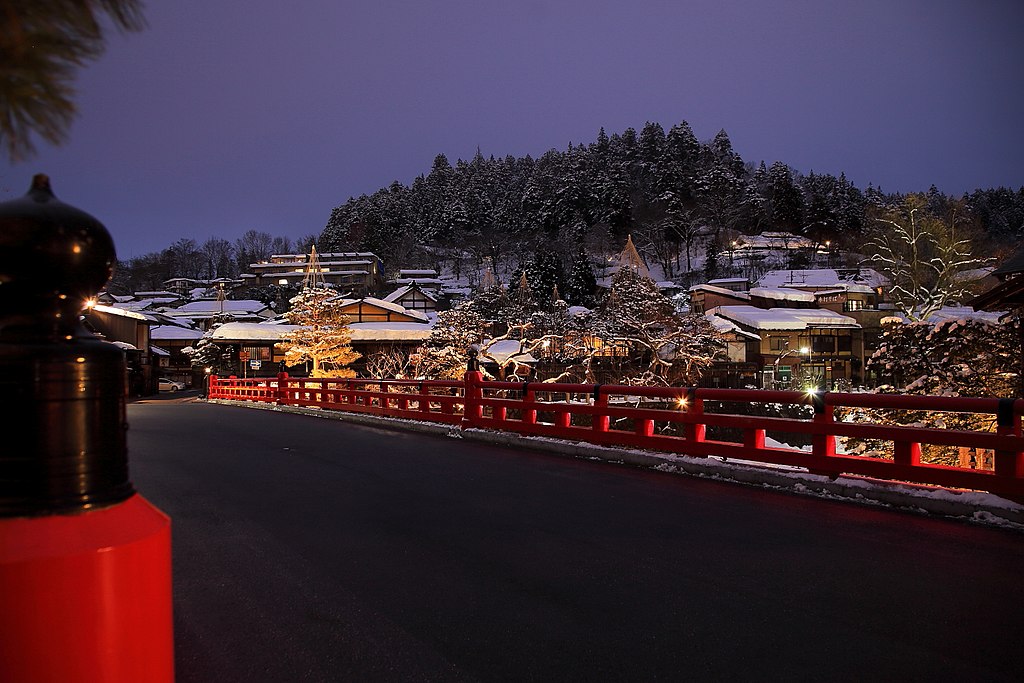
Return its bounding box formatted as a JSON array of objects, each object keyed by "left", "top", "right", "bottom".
[
  {"left": 249, "top": 360, "right": 262, "bottom": 370},
  {"left": 239, "top": 351, "right": 249, "bottom": 361}
]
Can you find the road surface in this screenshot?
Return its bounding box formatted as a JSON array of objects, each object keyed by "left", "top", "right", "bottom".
[{"left": 126, "top": 399, "right": 1024, "bottom": 682}]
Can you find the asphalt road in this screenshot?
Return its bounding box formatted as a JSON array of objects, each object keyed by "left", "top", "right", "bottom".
[{"left": 126, "top": 400, "right": 1024, "bottom": 682}]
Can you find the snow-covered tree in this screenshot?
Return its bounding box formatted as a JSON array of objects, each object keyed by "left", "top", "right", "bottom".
[
  {"left": 417, "top": 306, "right": 486, "bottom": 379},
  {"left": 183, "top": 336, "right": 234, "bottom": 375},
  {"left": 276, "top": 286, "right": 360, "bottom": 378},
  {"left": 563, "top": 249, "right": 597, "bottom": 306},
  {"left": 592, "top": 268, "right": 725, "bottom": 385},
  {"left": 865, "top": 196, "right": 993, "bottom": 321},
  {"left": 364, "top": 349, "right": 415, "bottom": 380},
  {"left": 839, "top": 315, "right": 1020, "bottom": 465},
  {"left": 183, "top": 311, "right": 237, "bottom": 374},
  {"left": 868, "top": 316, "right": 1018, "bottom": 398}
]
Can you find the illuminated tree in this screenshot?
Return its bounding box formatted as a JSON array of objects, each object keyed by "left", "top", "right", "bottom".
[
  {"left": 416, "top": 306, "right": 485, "bottom": 379},
  {"left": 276, "top": 287, "right": 360, "bottom": 378},
  {"left": 592, "top": 268, "right": 724, "bottom": 385},
  {"left": 865, "top": 196, "right": 992, "bottom": 321}
]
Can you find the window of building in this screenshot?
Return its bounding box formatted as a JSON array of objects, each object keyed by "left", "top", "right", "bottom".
[
  {"left": 243, "top": 345, "right": 272, "bottom": 361},
  {"left": 769, "top": 337, "right": 788, "bottom": 351},
  {"left": 812, "top": 336, "right": 835, "bottom": 353},
  {"left": 843, "top": 299, "right": 866, "bottom": 311},
  {"left": 837, "top": 336, "right": 852, "bottom": 353}
]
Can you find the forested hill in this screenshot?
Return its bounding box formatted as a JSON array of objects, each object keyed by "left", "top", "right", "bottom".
[{"left": 320, "top": 120, "right": 1024, "bottom": 280}]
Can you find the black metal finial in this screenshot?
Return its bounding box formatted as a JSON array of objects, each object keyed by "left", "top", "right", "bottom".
[{"left": 0, "top": 175, "right": 133, "bottom": 516}]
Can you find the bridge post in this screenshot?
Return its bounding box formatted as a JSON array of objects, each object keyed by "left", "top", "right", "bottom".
[
  {"left": 463, "top": 357, "right": 484, "bottom": 427},
  {"left": 592, "top": 385, "right": 610, "bottom": 434},
  {"left": 683, "top": 388, "right": 706, "bottom": 443},
  {"left": 0, "top": 176, "right": 174, "bottom": 682},
  {"left": 276, "top": 371, "right": 289, "bottom": 405},
  {"left": 994, "top": 398, "right": 1023, "bottom": 479}
]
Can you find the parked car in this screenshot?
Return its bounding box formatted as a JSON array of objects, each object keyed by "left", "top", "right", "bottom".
[{"left": 159, "top": 378, "right": 185, "bottom": 392}]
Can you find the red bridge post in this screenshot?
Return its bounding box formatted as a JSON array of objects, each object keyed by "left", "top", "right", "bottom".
[{"left": 0, "top": 176, "right": 174, "bottom": 683}]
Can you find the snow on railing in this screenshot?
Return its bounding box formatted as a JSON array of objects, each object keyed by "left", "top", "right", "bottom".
[{"left": 207, "top": 372, "right": 1024, "bottom": 503}]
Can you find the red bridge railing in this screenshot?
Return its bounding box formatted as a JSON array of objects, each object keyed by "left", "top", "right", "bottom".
[{"left": 208, "top": 372, "right": 1024, "bottom": 503}]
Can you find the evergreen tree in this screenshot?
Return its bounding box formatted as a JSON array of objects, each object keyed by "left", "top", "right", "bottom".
[
  {"left": 765, "top": 161, "right": 805, "bottom": 231},
  {"left": 564, "top": 250, "right": 597, "bottom": 306},
  {"left": 703, "top": 239, "right": 721, "bottom": 282},
  {"left": 524, "top": 250, "right": 563, "bottom": 308},
  {"left": 183, "top": 333, "right": 234, "bottom": 375}
]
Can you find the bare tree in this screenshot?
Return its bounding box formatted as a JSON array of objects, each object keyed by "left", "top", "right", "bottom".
[
  {"left": 167, "top": 238, "right": 202, "bottom": 280},
  {"left": 235, "top": 230, "right": 275, "bottom": 268},
  {"left": 200, "top": 238, "right": 234, "bottom": 279},
  {"left": 865, "top": 196, "right": 992, "bottom": 322}
]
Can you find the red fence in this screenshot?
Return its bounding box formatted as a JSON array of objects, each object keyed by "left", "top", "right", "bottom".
[{"left": 208, "top": 372, "right": 1024, "bottom": 502}]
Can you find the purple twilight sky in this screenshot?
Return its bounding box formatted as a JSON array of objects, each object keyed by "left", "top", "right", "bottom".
[{"left": 1, "top": 0, "right": 1022, "bottom": 259}]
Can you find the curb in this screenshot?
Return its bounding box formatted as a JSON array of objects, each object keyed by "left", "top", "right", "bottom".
[{"left": 206, "top": 399, "right": 1024, "bottom": 533}]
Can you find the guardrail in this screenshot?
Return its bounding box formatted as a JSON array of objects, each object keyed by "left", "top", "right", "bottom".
[{"left": 208, "top": 372, "right": 1024, "bottom": 502}]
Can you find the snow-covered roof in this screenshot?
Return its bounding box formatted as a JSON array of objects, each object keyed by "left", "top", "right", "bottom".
[
  {"left": 338, "top": 297, "right": 430, "bottom": 322},
  {"left": 688, "top": 283, "right": 752, "bottom": 300},
  {"left": 398, "top": 269, "right": 439, "bottom": 277},
  {"left": 705, "top": 313, "right": 761, "bottom": 340},
  {"left": 811, "top": 284, "right": 876, "bottom": 296},
  {"left": 748, "top": 287, "right": 817, "bottom": 302},
  {"left": 482, "top": 339, "right": 537, "bottom": 365},
  {"left": 211, "top": 322, "right": 294, "bottom": 341},
  {"left": 113, "top": 299, "right": 175, "bottom": 311},
  {"left": 209, "top": 320, "right": 433, "bottom": 343},
  {"left": 150, "top": 325, "right": 205, "bottom": 341},
  {"left": 708, "top": 278, "right": 749, "bottom": 286},
  {"left": 173, "top": 300, "right": 271, "bottom": 314},
  {"left": 735, "top": 232, "right": 814, "bottom": 250},
  {"left": 270, "top": 252, "right": 376, "bottom": 259},
  {"left": 383, "top": 285, "right": 438, "bottom": 303},
  {"left": 925, "top": 307, "right": 1007, "bottom": 325},
  {"left": 710, "top": 305, "right": 859, "bottom": 330},
  {"left": 755, "top": 269, "right": 887, "bottom": 290},
  {"left": 91, "top": 303, "right": 149, "bottom": 321},
  {"left": 348, "top": 322, "right": 433, "bottom": 342},
  {"left": 150, "top": 345, "right": 169, "bottom": 357},
  {"left": 395, "top": 277, "right": 444, "bottom": 287}
]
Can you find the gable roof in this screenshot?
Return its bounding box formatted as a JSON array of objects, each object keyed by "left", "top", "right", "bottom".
[
  {"left": 337, "top": 297, "right": 430, "bottom": 322},
  {"left": 383, "top": 284, "right": 438, "bottom": 303}
]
